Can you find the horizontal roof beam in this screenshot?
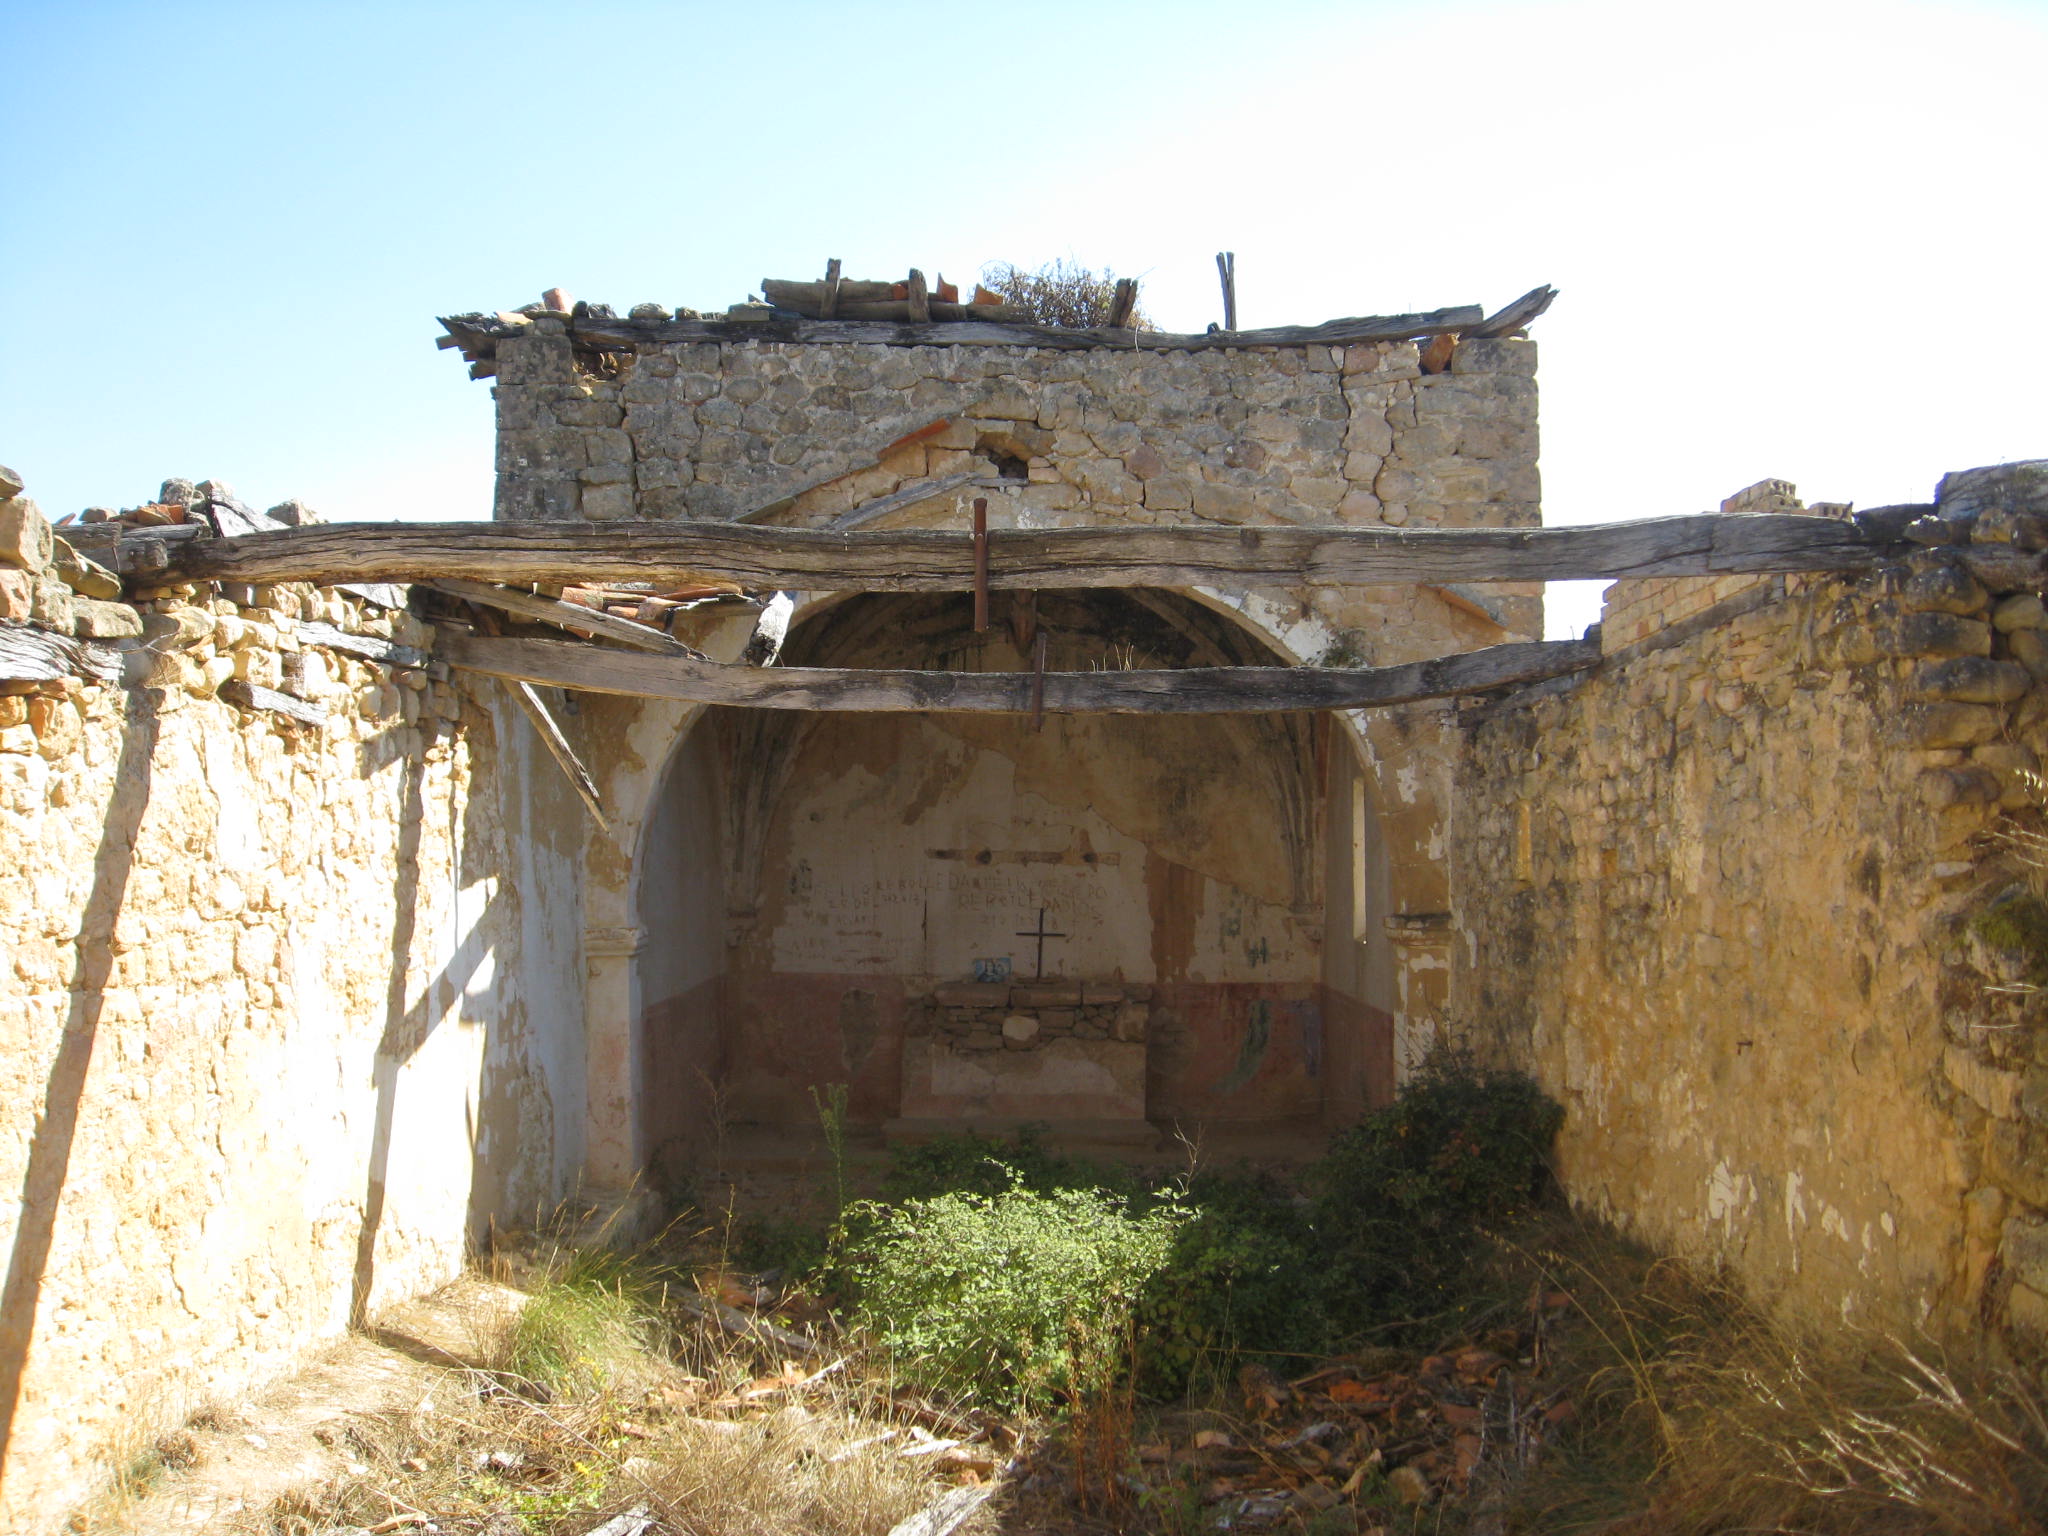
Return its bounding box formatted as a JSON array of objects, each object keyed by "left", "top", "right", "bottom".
[
  {"left": 434, "top": 633, "right": 1602, "bottom": 713},
  {"left": 140, "top": 511, "right": 1921, "bottom": 592}
]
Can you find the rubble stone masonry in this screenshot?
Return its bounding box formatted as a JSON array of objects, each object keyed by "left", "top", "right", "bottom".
[
  {"left": 1455, "top": 463, "right": 2048, "bottom": 1338},
  {"left": 0, "top": 477, "right": 579, "bottom": 1530}
]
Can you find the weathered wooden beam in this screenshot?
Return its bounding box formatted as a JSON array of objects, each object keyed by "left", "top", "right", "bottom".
[
  {"left": 160, "top": 513, "right": 1902, "bottom": 592},
  {"left": 827, "top": 472, "right": 1004, "bottom": 531},
  {"left": 296, "top": 620, "right": 430, "bottom": 668},
  {"left": 1468, "top": 284, "right": 1558, "bottom": 339},
  {"left": 505, "top": 680, "right": 609, "bottom": 828},
  {"left": 427, "top": 578, "right": 704, "bottom": 656},
  {"left": 441, "top": 303, "right": 1492, "bottom": 357},
  {"left": 0, "top": 619, "right": 129, "bottom": 683},
  {"left": 219, "top": 678, "right": 328, "bottom": 725},
  {"left": 433, "top": 632, "right": 1601, "bottom": 714}
]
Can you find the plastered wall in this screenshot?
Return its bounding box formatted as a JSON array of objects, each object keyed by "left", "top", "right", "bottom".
[
  {"left": 1454, "top": 464, "right": 2048, "bottom": 1337},
  {"left": 0, "top": 574, "right": 581, "bottom": 1528}
]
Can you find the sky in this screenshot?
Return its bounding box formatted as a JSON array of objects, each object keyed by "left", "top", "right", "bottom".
[{"left": 2, "top": 0, "right": 2043, "bottom": 639}]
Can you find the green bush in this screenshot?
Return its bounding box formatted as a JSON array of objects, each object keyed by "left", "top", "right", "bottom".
[
  {"left": 1137, "top": 1167, "right": 1325, "bottom": 1396},
  {"left": 844, "top": 1183, "right": 1188, "bottom": 1411},
  {"left": 879, "top": 1123, "right": 1133, "bottom": 1203},
  {"left": 1311, "top": 1047, "right": 1564, "bottom": 1335}
]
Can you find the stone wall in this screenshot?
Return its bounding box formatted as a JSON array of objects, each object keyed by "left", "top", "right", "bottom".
[
  {"left": 490, "top": 322, "right": 1544, "bottom": 638},
  {"left": 1453, "top": 463, "right": 2048, "bottom": 1337},
  {"left": 0, "top": 476, "right": 581, "bottom": 1529}
]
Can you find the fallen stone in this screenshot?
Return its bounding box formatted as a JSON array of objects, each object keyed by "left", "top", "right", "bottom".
[
  {"left": 0, "top": 465, "right": 21, "bottom": 499},
  {"left": 159, "top": 477, "right": 199, "bottom": 506},
  {"left": 0, "top": 496, "right": 52, "bottom": 571},
  {"left": 1001, "top": 1014, "right": 1040, "bottom": 1043},
  {"left": 628, "top": 302, "right": 673, "bottom": 321},
  {"left": 0, "top": 567, "right": 29, "bottom": 621}
]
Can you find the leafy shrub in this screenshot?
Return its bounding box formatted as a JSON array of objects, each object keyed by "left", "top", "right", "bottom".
[
  {"left": 1138, "top": 1167, "right": 1325, "bottom": 1396},
  {"left": 1311, "top": 1047, "right": 1564, "bottom": 1335},
  {"left": 844, "top": 1183, "right": 1188, "bottom": 1411},
  {"left": 979, "top": 259, "right": 1152, "bottom": 330},
  {"left": 880, "top": 1123, "right": 1133, "bottom": 1203}
]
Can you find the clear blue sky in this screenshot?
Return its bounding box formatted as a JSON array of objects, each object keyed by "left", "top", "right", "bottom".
[{"left": 4, "top": 0, "right": 2043, "bottom": 636}]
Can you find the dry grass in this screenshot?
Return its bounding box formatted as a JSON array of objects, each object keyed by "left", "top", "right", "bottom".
[
  {"left": 1501, "top": 1217, "right": 2048, "bottom": 1536},
  {"left": 232, "top": 1241, "right": 985, "bottom": 1536}
]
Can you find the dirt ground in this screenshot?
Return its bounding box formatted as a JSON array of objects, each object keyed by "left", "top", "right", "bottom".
[{"left": 80, "top": 1278, "right": 527, "bottom": 1534}]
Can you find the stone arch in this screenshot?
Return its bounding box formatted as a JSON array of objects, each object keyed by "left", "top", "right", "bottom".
[{"left": 622, "top": 585, "right": 1403, "bottom": 1180}]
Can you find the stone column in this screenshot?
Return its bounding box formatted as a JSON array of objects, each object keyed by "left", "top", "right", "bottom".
[{"left": 580, "top": 921, "right": 653, "bottom": 1235}]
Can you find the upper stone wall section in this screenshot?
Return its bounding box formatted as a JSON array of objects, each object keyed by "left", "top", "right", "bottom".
[{"left": 484, "top": 315, "right": 1541, "bottom": 539}]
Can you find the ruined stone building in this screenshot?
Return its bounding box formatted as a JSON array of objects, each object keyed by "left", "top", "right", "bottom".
[{"left": 1, "top": 272, "right": 2044, "bottom": 1526}]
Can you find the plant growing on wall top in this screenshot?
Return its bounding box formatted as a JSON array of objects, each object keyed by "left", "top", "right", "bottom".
[{"left": 980, "top": 259, "right": 1152, "bottom": 330}]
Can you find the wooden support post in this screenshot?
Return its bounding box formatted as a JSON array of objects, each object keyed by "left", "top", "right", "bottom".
[
  {"left": 1216, "top": 251, "right": 1237, "bottom": 331},
  {"left": 1031, "top": 628, "right": 1047, "bottom": 730},
  {"left": 972, "top": 498, "right": 990, "bottom": 632},
  {"left": 906, "top": 268, "right": 930, "bottom": 324},
  {"left": 1106, "top": 278, "right": 1138, "bottom": 329},
  {"left": 506, "top": 679, "right": 609, "bottom": 829},
  {"left": 819, "top": 257, "right": 842, "bottom": 321}
]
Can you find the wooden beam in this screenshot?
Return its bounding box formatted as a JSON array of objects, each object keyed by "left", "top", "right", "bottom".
[
  {"left": 827, "top": 472, "right": 1003, "bottom": 532},
  {"left": 433, "top": 632, "right": 1601, "bottom": 714},
  {"left": 442, "top": 303, "right": 1492, "bottom": 357},
  {"left": 426, "top": 578, "right": 704, "bottom": 656},
  {"left": 219, "top": 678, "right": 328, "bottom": 725},
  {"left": 505, "top": 680, "right": 609, "bottom": 828},
  {"left": 1468, "top": 284, "right": 1558, "bottom": 339},
  {"left": 296, "top": 620, "right": 430, "bottom": 668},
  {"left": 161, "top": 513, "right": 1903, "bottom": 592},
  {"left": 0, "top": 619, "right": 129, "bottom": 683}
]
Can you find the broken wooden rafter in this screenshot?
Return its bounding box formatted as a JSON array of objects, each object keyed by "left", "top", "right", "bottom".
[
  {"left": 426, "top": 578, "right": 705, "bottom": 657},
  {"left": 160, "top": 512, "right": 1910, "bottom": 592},
  {"left": 432, "top": 632, "right": 1601, "bottom": 715},
  {"left": 1467, "top": 284, "right": 1558, "bottom": 339},
  {"left": 505, "top": 680, "right": 609, "bottom": 828}
]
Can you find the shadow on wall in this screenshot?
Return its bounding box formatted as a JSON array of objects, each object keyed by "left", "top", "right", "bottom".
[
  {"left": 350, "top": 713, "right": 511, "bottom": 1325},
  {"left": 0, "top": 691, "right": 161, "bottom": 1486}
]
